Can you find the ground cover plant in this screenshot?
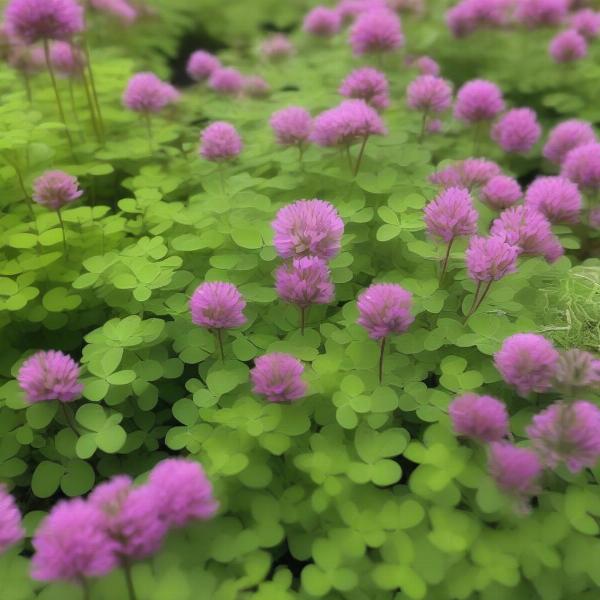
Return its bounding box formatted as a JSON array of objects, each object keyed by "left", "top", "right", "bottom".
[{"left": 0, "top": 0, "right": 599, "bottom": 598}]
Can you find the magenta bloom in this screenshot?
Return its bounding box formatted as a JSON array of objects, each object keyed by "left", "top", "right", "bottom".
[
  {"left": 311, "top": 99, "right": 387, "bottom": 147},
  {"left": 5, "top": 0, "right": 84, "bottom": 43},
  {"left": 339, "top": 67, "right": 390, "bottom": 111},
  {"left": 208, "top": 67, "right": 244, "bottom": 96},
  {"left": 427, "top": 119, "right": 443, "bottom": 134},
  {"left": 275, "top": 257, "right": 334, "bottom": 308},
  {"left": 543, "top": 119, "right": 596, "bottom": 165},
  {"left": 454, "top": 79, "right": 505, "bottom": 123},
  {"left": 349, "top": 9, "right": 404, "bottom": 55},
  {"left": 571, "top": 9, "right": 600, "bottom": 40},
  {"left": 0, "top": 485, "right": 23, "bottom": 554},
  {"left": 260, "top": 34, "right": 295, "bottom": 60},
  {"left": 466, "top": 235, "right": 519, "bottom": 282},
  {"left": 90, "top": 476, "right": 167, "bottom": 561},
  {"left": 90, "top": 0, "right": 137, "bottom": 25},
  {"left": 494, "top": 333, "right": 559, "bottom": 396},
  {"left": 562, "top": 142, "right": 600, "bottom": 190},
  {"left": 488, "top": 442, "right": 542, "bottom": 508},
  {"left": 199, "top": 121, "right": 243, "bottom": 162},
  {"left": 357, "top": 283, "right": 414, "bottom": 340},
  {"left": 270, "top": 106, "right": 313, "bottom": 148},
  {"left": 303, "top": 6, "right": 342, "bottom": 36},
  {"left": 251, "top": 353, "right": 307, "bottom": 403},
  {"left": 244, "top": 75, "right": 270, "bottom": 98},
  {"left": 186, "top": 50, "right": 220, "bottom": 82},
  {"left": 32, "top": 170, "right": 82, "bottom": 210},
  {"left": 449, "top": 394, "right": 509, "bottom": 442},
  {"left": 492, "top": 108, "right": 541, "bottom": 154},
  {"left": 414, "top": 55, "right": 440, "bottom": 76},
  {"left": 18, "top": 350, "right": 83, "bottom": 404},
  {"left": 430, "top": 158, "right": 501, "bottom": 189},
  {"left": 480, "top": 175, "right": 522, "bottom": 210},
  {"left": 424, "top": 187, "right": 478, "bottom": 243},
  {"left": 446, "top": 0, "right": 511, "bottom": 37},
  {"left": 272, "top": 199, "right": 344, "bottom": 260},
  {"left": 525, "top": 176, "right": 582, "bottom": 224},
  {"left": 50, "top": 41, "right": 84, "bottom": 77},
  {"left": 32, "top": 499, "right": 119, "bottom": 582},
  {"left": 122, "top": 72, "right": 180, "bottom": 114},
  {"left": 189, "top": 282, "right": 246, "bottom": 330},
  {"left": 515, "top": 0, "right": 568, "bottom": 28},
  {"left": 491, "top": 206, "right": 563, "bottom": 262},
  {"left": 528, "top": 401, "right": 600, "bottom": 473},
  {"left": 555, "top": 349, "right": 600, "bottom": 391},
  {"left": 148, "top": 458, "right": 218, "bottom": 528},
  {"left": 407, "top": 75, "right": 452, "bottom": 114},
  {"left": 549, "top": 29, "right": 587, "bottom": 63}
]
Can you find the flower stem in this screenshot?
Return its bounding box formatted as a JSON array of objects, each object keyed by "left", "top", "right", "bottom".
[
  {"left": 81, "top": 578, "right": 91, "bottom": 600},
  {"left": 217, "top": 162, "right": 226, "bottom": 195},
  {"left": 378, "top": 337, "right": 387, "bottom": 384},
  {"left": 57, "top": 207, "right": 68, "bottom": 255},
  {"left": 68, "top": 79, "right": 84, "bottom": 141},
  {"left": 43, "top": 39, "right": 75, "bottom": 157},
  {"left": 439, "top": 237, "right": 455, "bottom": 283},
  {"left": 60, "top": 403, "right": 80, "bottom": 436},
  {"left": 300, "top": 306, "right": 306, "bottom": 335},
  {"left": 472, "top": 121, "right": 482, "bottom": 156},
  {"left": 81, "top": 33, "right": 105, "bottom": 138},
  {"left": 215, "top": 329, "right": 225, "bottom": 362},
  {"left": 418, "top": 109, "right": 429, "bottom": 144},
  {"left": 81, "top": 69, "right": 102, "bottom": 142},
  {"left": 143, "top": 113, "right": 154, "bottom": 152},
  {"left": 465, "top": 280, "right": 493, "bottom": 321},
  {"left": 122, "top": 560, "right": 138, "bottom": 600},
  {"left": 353, "top": 135, "right": 369, "bottom": 176},
  {"left": 22, "top": 72, "right": 32, "bottom": 104}
]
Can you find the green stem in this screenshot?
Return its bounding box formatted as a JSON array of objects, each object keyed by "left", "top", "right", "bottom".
[
  {"left": 143, "top": 113, "right": 154, "bottom": 152},
  {"left": 43, "top": 39, "right": 75, "bottom": 157},
  {"left": 353, "top": 135, "right": 369, "bottom": 176},
  {"left": 68, "top": 79, "right": 85, "bottom": 141},
  {"left": 122, "top": 560, "right": 138, "bottom": 600},
  {"left": 59, "top": 403, "right": 80, "bottom": 435},
  {"left": 82, "top": 69, "right": 102, "bottom": 142},
  {"left": 22, "top": 72, "right": 32, "bottom": 104},
  {"left": 81, "top": 578, "right": 91, "bottom": 600},
  {"left": 57, "top": 208, "right": 68, "bottom": 255},
  {"left": 81, "top": 33, "right": 105, "bottom": 138},
  {"left": 215, "top": 329, "right": 225, "bottom": 362},
  {"left": 472, "top": 121, "right": 483, "bottom": 156},
  {"left": 217, "top": 162, "right": 226, "bottom": 195},
  {"left": 439, "top": 237, "right": 455, "bottom": 283},
  {"left": 378, "top": 337, "right": 387, "bottom": 384},
  {"left": 300, "top": 305, "right": 306, "bottom": 335},
  {"left": 418, "top": 109, "right": 429, "bottom": 144}
]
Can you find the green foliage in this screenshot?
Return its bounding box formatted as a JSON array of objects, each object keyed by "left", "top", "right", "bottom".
[{"left": 0, "top": 0, "right": 599, "bottom": 599}]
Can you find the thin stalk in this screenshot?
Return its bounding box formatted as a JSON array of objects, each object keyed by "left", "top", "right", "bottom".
[
  {"left": 300, "top": 305, "right": 306, "bottom": 335},
  {"left": 43, "top": 39, "right": 75, "bottom": 156},
  {"left": 7, "top": 157, "right": 37, "bottom": 229},
  {"left": 217, "top": 162, "right": 226, "bottom": 195},
  {"left": 81, "top": 579, "right": 91, "bottom": 600},
  {"left": 345, "top": 146, "right": 353, "bottom": 172},
  {"left": 56, "top": 208, "right": 68, "bottom": 255},
  {"left": 215, "top": 329, "right": 225, "bottom": 362},
  {"left": 143, "top": 113, "right": 154, "bottom": 152},
  {"left": 22, "top": 72, "right": 32, "bottom": 104},
  {"left": 81, "top": 33, "right": 105, "bottom": 137},
  {"left": 464, "top": 281, "right": 482, "bottom": 321},
  {"left": 378, "top": 337, "right": 387, "bottom": 384},
  {"left": 353, "top": 135, "right": 369, "bottom": 176},
  {"left": 60, "top": 403, "right": 80, "bottom": 436},
  {"left": 439, "top": 237, "right": 455, "bottom": 283},
  {"left": 418, "top": 109, "right": 429, "bottom": 144},
  {"left": 297, "top": 143, "right": 305, "bottom": 165},
  {"left": 81, "top": 70, "right": 102, "bottom": 142},
  {"left": 68, "top": 79, "right": 84, "bottom": 141},
  {"left": 472, "top": 121, "right": 482, "bottom": 156},
  {"left": 122, "top": 560, "right": 138, "bottom": 600},
  {"left": 471, "top": 280, "right": 493, "bottom": 314}
]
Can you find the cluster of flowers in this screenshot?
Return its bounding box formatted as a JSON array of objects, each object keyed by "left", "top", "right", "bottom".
[
  {"left": 447, "top": 0, "right": 600, "bottom": 64},
  {"left": 186, "top": 48, "right": 270, "bottom": 99},
  {"left": 450, "top": 333, "right": 600, "bottom": 512},
  {"left": 268, "top": 64, "right": 395, "bottom": 172},
  {"left": 424, "top": 152, "right": 567, "bottom": 315},
  {"left": 303, "top": 0, "right": 405, "bottom": 57},
  {"left": 0, "top": 457, "right": 217, "bottom": 593}
]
